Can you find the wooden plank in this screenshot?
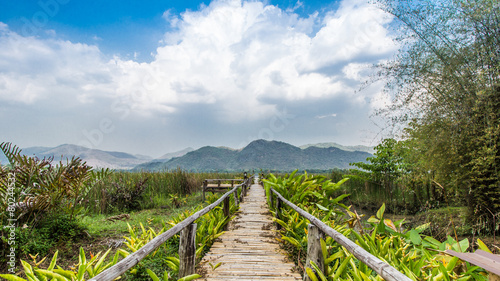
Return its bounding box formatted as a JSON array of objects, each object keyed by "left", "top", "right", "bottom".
[{"left": 198, "top": 182, "right": 302, "bottom": 280}]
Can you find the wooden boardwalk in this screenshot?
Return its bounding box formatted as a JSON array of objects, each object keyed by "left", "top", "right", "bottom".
[{"left": 197, "top": 179, "right": 302, "bottom": 280}]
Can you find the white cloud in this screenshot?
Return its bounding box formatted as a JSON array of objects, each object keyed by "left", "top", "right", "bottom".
[
  {"left": 316, "top": 113, "right": 337, "bottom": 119},
  {"left": 0, "top": 0, "right": 397, "bottom": 148},
  {"left": 0, "top": 26, "right": 115, "bottom": 105}
]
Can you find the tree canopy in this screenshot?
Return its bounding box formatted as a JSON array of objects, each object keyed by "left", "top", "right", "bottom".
[{"left": 375, "top": 0, "right": 500, "bottom": 232}]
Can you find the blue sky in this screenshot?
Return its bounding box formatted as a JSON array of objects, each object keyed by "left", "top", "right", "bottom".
[
  {"left": 0, "top": 0, "right": 340, "bottom": 61},
  {"left": 0, "top": 0, "right": 396, "bottom": 157}
]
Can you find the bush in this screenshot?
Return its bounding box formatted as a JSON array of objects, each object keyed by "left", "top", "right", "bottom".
[{"left": 19, "top": 212, "right": 86, "bottom": 256}]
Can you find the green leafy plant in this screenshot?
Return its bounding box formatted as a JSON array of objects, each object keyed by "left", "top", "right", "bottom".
[
  {"left": 267, "top": 173, "right": 490, "bottom": 281},
  {"left": 0, "top": 248, "right": 121, "bottom": 281}
]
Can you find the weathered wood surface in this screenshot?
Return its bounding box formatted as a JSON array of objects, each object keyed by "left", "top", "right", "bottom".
[{"left": 198, "top": 182, "right": 302, "bottom": 280}]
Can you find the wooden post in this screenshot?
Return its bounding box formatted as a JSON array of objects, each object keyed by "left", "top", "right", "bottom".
[
  {"left": 269, "top": 189, "right": 274, "bottom": 211},
  {"left": 202, "top": 180, "right": 207, "bottom": 202},
  {"left": 179, "top": 223, "right": 197, "bottom": 278},
  {"left": 275, "top": 197, "right": 282, "bottom": 230},
  {"left": 223, "top": 196, "right": 230, "bottom": 218},
  {"left": 240, "top": 184, "right": 245, "bottom": 203},
  {"left": 304, "top": 224, "right": 325, "bottom": 281},
  {"left": 233, "top": 189, "right": 239, "bottom": 206}
]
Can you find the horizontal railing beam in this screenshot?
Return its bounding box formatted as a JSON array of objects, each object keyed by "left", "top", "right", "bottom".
[
  {"left": 89, "top": 182, "right": 245, "bottom": 281},
  {"left": 204, "top": 179, "right": 244, "bottom": 182},
  {"left": 270, "top": 188, "right": 412, "bottom": 281}
]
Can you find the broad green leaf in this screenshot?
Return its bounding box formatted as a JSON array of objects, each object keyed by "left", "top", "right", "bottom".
[
  {"left": 332, "top": 254, "right": 352, "bottom": 280},
  {"left": 331, "top": 193, "right": 350, "bottom": 204},
  {"left": 423, "top": 236, "right": 442, "bottom": 248},
  {"left": 306, "top": 268, "right": 319, "bottom": 281},
  {"left": 367, "top": 216, "right": 379, "bottom": 224},
  {"left": 146, "top": 269, "right": 160, "bottom": 281},
  {"left": 376, "top": 203, "right": 385, "bottom": 220},
  {"left": 0, "top": 274, "right": 27, "bottom": 281},
  {"left": 53, "top": 269, "right": 76, "bottom": 279},
  {"left": 282, "top": 236, "right": 302, "bottom": 249},
  {"left": 93, "top": 248, "right": 112, "bottom": 274},
  {"left": 78, "top": 247, "right": 86, "bottom": 265},
  {"left": 476, "top": 238, "right": 492, "bottom": 253},
  {"left": 409, "top": 230, "right": 422, "bottom": 245},
  {"left": 48, "top": 251, "right": 58, "bottom": 271},
  {"left": 309, "top": 261, "right": 328, "bottom": 281},
  {"left": 446, "top": 256, "right": 459, "bottom": 271},
  {"left": 415, "top": 223, "right": 430, "bottom": 233},
  {"left": 34, "top": 269, "right": 68, "bottom": 281},
  {"left": 320, "top": 238, "right": 328, "bottom": 264},
  {"left": 437, "top": 263, "right": 451, "bottom": 281},
  {"left": 177, "top": 274, "right": 201, "bottom": 281},
  {"left": 315, "top": 203, "right": 329, "bottom": 211}
]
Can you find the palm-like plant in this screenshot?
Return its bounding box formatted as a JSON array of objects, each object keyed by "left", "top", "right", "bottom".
[{"left": 0, "top": 142, "right": 93, "bottom": 225}]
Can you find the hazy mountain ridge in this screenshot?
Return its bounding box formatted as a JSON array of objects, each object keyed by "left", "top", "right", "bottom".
[
  {"left": 1, "top": 140, "right": 373, "bottom": 171},
  {"left": 0, "top": 144, "right": 152, "bottom": 170},
  {"left": 300, "top": 142, "right": 375, "bottom": 154},
  {"left": 158, "top": 147, "right": 195, "bottom": 160},
  {"left": 135, "top": 139, "right": 372, "bottom": 172}
]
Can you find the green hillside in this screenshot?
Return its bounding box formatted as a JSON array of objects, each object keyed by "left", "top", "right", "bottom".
[{"left": 134, "top": 139, "right": 372, "bottom": 172}]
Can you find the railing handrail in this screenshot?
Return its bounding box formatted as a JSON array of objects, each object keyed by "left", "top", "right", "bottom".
[
  {"left": 204, "top": 179, "right": 245, "bottom": 182},
  {"left": 269, "top": 187, "right": 412, "bottom": 281},
  {"left": 89, "top": 179, "right": 250, "bottom": 281}
]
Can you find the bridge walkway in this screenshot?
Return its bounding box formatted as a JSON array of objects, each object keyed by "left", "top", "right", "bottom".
[{"left": 197, "top": 178, "right": 302, "bottom": 280}]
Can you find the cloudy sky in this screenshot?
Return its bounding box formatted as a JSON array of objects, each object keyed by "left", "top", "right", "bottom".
[{"left": 0, "top": 0, "right": 396, "bottom": 157}]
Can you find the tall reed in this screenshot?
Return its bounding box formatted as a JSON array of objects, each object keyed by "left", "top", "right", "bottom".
[{"left": 83, "top": 169, "right": 241, "bottom": 214}]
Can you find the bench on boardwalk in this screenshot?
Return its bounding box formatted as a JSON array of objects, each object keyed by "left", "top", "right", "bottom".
[{"left": 202, "top": 175, "right": 249, "bottom": 201}]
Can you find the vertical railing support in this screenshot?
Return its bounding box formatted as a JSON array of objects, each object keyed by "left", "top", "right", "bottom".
[
  {"left": 233, "top": 189, "right": 239, "bottom": 206},
  {"left": 240, "top": 183, "right": 245, "bottom": 203},
  {"left": 304, "top": 224, "right": 325, "bottom": 281},
  {"left": 269, "top": 189, "right": 274, "bottom": 211},
  {"left": 202, "top": 180, "right": 207, "bottom": 202},
  {"left": 275, "top": 197, "right": 282, "bottom": 230},
  {"left": 223, "top": 196, "right": 230, "bottom": 230},
  {"left": 223, "top": 196, "right": 230, "bottom": 218},
  {"left": 179, "top": 223, "right": 197, "bottom": 278}
]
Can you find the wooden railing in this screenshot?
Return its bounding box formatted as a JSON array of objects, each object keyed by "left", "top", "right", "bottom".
[
  {"left": 269, "top": 187, "right": 413, "bottom": 281},
  {"left": 202, "top": 178, "right": 247, "bottom": 201},
  {"left": 89, "top": 176, "right": 252, "bottom": 281}
]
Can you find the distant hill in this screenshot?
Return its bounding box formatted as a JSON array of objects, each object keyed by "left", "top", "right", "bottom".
[
  {"left": 0, "top": 144, "right": 152, "bottom": 170},
  {"left": 134, "top": 139, "right": 372, "bottom": 172},
  {"left": 300, "top": 142, "right": 375, "bottom": 154},
  {"left": 133, "top": 146, "right": 238, "bottom": 171},
  {"left": 158, "top": 147, "right": 195, "bottom": 160}
]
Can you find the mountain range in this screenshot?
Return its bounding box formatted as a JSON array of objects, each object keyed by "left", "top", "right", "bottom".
[
  {"left": 0, "top": 144, "right": 153, "bottom": 170},
  {"left": 134, "top": 139, "right": 372, "bottom": 172},
  {"left": 0, "top": 140, "right": 373, "bottom": 171}
]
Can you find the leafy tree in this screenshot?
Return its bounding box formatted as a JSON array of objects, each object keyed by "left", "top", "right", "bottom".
[
  {"left": 374, "top": 0, "right": 500, "bottom": 232},
  {"left": 351, "top": 138, "right": 404, "bottom": 203}
]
